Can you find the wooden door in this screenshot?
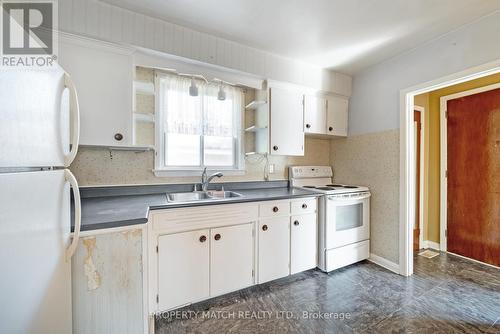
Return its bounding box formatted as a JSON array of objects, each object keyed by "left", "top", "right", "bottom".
[
  {"left": 258, "top": 216, "right": 290, "bottom": 283},
  {"left": 304, "top": 95, "right": 327, "bottom": 134},
  {"left": 414, "top": 110, "right": 422, "bottom": 251},
  {"left": 446, "top": 87, "right": 500, "bottom": 266},
  {"left": 290, "top": 214, "right": 317, "bottom": 274},
  {"left": 269, "top": 87, "right": 305, "bottom": 156},
  {"left": 326, "top": 96, "right": 349, "bottom": 136},
  {"left": 210, "top": 224, "right": 254, "bottom": 296},
  {"left": 157, "top": 230, "right": 210, "bottom": 311}
]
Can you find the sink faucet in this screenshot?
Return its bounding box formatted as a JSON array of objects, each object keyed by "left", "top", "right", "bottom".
[{"left": 201, "top": 167, "right": 223, "bottom": 191}]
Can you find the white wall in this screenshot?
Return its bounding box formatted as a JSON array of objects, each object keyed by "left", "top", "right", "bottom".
[
  {"left": 59, "top": 0, "right": 351, "bottom": 96},
  {"left": 349, "top": 11, "right": 500, "bottom": 135}
]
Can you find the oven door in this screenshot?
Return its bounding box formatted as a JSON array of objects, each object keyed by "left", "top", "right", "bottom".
[{"left": 325, "top": 192, "right": 370, "bottom": 249}]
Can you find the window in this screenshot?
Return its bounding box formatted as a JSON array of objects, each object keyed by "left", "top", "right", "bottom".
[{"left": 155, "top": 72, "right": 244, "bottom": 175}]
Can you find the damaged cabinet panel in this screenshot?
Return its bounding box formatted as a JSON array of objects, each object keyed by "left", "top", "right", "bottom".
[{"left": 72, "top": 229, "right": 143, "bottom": 334}]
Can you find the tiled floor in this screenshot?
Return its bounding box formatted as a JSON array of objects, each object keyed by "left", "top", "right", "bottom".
[{"left": 156, "top": 253, "right": 500, "bottom": 333}]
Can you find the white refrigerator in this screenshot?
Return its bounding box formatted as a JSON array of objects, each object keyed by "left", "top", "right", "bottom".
[{"left": 0, "top": 65, "right": 82, "bottom": 334}]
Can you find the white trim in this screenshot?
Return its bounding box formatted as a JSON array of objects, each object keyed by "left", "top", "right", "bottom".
[
  {"left": 368, "top": 253, "right": 400, "bottom": 274},
  {"left": 73, "top": 223, "right": 147, "bottom": 237},
  {"left": 421, "top": 240, "right": 440, "bottom": 251},
  {"left": 439, "top": 82, "right": 500, "bottom": 252},
  {"left": 153, "top": 169, "right": 245, "bottom": 177},
  {"left": 399, "top": 59, "right": 500, "bottom": 277}
]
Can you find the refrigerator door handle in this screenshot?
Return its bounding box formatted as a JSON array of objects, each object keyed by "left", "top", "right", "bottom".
[
  {"left": 65, "top": 169, "right": 81, "bottom": 261},
  {"left": 64, "top": 73, "right": 80, "bottom": 167}
]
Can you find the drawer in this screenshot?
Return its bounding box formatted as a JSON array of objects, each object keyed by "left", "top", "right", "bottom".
[
  {"left": 291, "top": 198, "right": 317, "bottom": 215},
  {"left": 259, "top": 201, "right": 290, "bottom": 217}
]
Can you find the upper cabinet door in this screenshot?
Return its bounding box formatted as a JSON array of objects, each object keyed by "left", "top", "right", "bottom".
[
  {"left": 326, "top": 96, "right": 349, "bottom": 137},
  {"left": 269, "top": 87, "right": 304, "bottom": 156},
  {"left": 59, "top": 38, "right": 134, "bottom": 146},
  {"left": 210, "top": 223, "right": 254, "bottom": 297},
  {"left": 304, "top": 95, "right": 327, "bottom": 135}
]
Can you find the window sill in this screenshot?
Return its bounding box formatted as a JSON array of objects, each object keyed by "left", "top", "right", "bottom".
[{"left": 153, "top": 169, "right": 246, "bottom": 178}]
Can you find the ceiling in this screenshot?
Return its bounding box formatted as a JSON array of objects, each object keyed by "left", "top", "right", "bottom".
[{"left": 101, "top": 0, "right": 500, "bottom": 74}]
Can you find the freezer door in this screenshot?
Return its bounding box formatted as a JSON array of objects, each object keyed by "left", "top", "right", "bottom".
[
  {"left": 0, "top": 66, "right": 79, "bottom": 168},
  {"left": 0, "top": 170, "right": 73, "bottom": 334}
]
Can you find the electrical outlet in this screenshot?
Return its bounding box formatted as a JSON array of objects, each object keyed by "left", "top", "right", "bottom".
[{"left": 269, "top": 164, "right": 275, "bottom": 173}]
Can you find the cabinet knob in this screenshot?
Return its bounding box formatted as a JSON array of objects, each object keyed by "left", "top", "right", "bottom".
[
  {"left": 273, "top": 145, "right": 278, "bottom": 151},
  {"left": 199, "top": 235, "right": 207, "bottom": 243},
  {"left": 306, "top": 124, "right": 311, "bottom": 129},
  {"left": 214, "top": 233, "right": 221, "bottom": 241},
  {"left": 294, "top": 220, "right": 299, "bottom": 226},
  {"left": 272, "top": 206, "right": 279, "bottom": 212},
  {"left": 114, "top": 133, "right": 123, "bottom": 141},
  {"left": 262, "top": 225, "right": 268, "bottom": 231},
  {"left": 328, "top": 126, "right": 333, "bottom": 132},
  {"left": 302, "top": 203, "right": 308, "bottom": 209}
]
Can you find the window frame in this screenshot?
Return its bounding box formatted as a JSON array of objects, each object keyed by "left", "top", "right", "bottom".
[{"left": 153, "top": 71, "right": 245, "bottom": 177}]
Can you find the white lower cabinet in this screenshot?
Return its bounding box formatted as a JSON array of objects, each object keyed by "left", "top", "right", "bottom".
[
  {"left": 258, "top": 216, "right": 290, "bottom": 283},
  {"left": 151, "top": 198, "right": 318, "bottom": 313},
  {"left": 291, "top": 214, "right": 318, "bottom": 274},
  {"left": 210, "top": 224, "right": 254, "bottom": 296},
  {"left": 157, "top": 229, "right": 210, "bottom": 311}
]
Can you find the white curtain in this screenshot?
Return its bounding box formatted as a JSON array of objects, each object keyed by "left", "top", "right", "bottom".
[{"left": 159, "top": 73, "right": 243, "bottom": 167}]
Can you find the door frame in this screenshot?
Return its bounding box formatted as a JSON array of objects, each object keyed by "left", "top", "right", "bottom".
[
  {"left": 398, "top": 59, "right": 500, "bottom": 276},
  {"left": 439, "top": 82, "right": 500, "bottom": 252},
  {"left": 414, "top": 106, "right": 425, "bottom": 250}
]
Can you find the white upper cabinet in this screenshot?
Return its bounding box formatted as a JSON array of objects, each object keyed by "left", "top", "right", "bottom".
[
  {"left": 304, "top": 95, "right": 327, "bottom": 135},
  {"left": 58, "top": 36, "right": 134, "bottom": 146},
  {"left": 326, "top": 96, "right": 349, "bottom": 137},
  {"left": 269, "top": 87, "right": 304, "bottom": 156}
]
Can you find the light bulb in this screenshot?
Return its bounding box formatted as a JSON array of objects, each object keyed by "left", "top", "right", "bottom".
[{"left": 189, "top": 77, "right": 198, "bottom": 96}]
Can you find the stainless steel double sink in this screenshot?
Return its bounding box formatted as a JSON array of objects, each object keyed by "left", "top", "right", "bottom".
[{"left": 166, "top": 191, "right": 243, "bottom": 203}]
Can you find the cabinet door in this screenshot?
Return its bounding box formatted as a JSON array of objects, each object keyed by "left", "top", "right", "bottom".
[
  {"left": 291, "top": 214, "right": 318, "bottom": 274},
  {"left": 157, "top": 230, "right": 209, "bottom": 311},
  {"left": 304, "top": 95, "right": 327, "bottom": 134},
  {"left": 258, "top": 216, "right": 290, "bottom": 283},
  {"left": 210, "top": 223, "right": 254, "bottom": 296},
  {"left": 269, "top": 87, "right": 304, "bottom": 156},
  {"left": 326, "top": 96, "right": 349, "bottom": 137},
  {"left": 59, "top": 39, "right": 133, "bottom": 146}
]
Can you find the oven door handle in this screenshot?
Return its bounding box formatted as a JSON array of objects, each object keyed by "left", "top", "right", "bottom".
[{"left": 327, "top": 193, "right": 371, "bottom": 201}]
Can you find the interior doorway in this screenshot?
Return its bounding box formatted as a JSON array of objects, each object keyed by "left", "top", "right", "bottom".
[{"left": 399, "top": 60, "right": 500, "bottom": 277}]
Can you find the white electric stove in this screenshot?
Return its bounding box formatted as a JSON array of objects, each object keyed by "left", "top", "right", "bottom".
[{"left": 290, "top": 166, "right": 371, "bottom": 272}]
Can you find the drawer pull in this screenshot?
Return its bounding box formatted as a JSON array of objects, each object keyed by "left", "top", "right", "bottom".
[
  {"left": 272, "top": 206, "right": 279, "bottom": 213},
  {"left": 328, "top": 126, "right": 333, "bottom": 132},
  {"left": 306, "top": 124, "right": 311, "bottom": 129},
  {"left": 294, "top": 220, "right": 299, "bottom": 226},
  {"left": 114, "top": 133, "right": 123, "bottom": 141},
  {"left": 214, "top": 234, "right": 221, "bottom": 241},
  {"left": 199, "top": 235, "right": 207, "bottom": 243},
  {"left": 273, "top": 145, "right": 278, "bottom": 151},
  {"left": 302, "top": 203, "right": 308, "bottom": 209},
  {"left": 262, "top": 225, "right": 268, "bottom": 231}
]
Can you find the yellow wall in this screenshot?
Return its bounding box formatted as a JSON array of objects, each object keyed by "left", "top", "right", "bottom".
[{"left": 415, "top": 72, "right": 500, "bottom": 243}]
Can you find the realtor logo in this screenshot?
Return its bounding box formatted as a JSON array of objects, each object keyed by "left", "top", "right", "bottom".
[{"left": 1, "top": 0, "right": 57, "bottom": 67}]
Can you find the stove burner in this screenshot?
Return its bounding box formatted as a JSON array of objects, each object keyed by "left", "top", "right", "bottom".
[
  {"left": 317, "top": 186, "right": 334, "bottom": 190},
  {"left": 327, "top": 184, "right": 344, "bottom": 187},
  {"left": 303, "top": 186, "right": 317, "bottom": 188},
  {"left": 343, "top": 186, "right": 358, "bottom": 189}
]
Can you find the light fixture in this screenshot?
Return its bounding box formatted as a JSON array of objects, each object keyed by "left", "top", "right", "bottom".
[
  {"left": 189, "top": 77, "right": 198, "bottom": 97},
  {"left": 217, "top": 82, "right": 226, "bottom": 101}
]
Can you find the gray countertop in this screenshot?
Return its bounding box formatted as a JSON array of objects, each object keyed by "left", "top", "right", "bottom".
[{"left": 74, "top": 186, "right": 320, "bottom": 232}]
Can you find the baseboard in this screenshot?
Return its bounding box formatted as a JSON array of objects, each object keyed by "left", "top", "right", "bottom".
[
  {"left": 421, "top": 240, "right": 440, "bottom": 251},
  {"left": 368, "top": 253, "right": 400, "bottom": 274}
]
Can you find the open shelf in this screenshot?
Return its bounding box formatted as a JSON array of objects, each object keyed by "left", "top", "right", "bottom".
[
  {"left": 245, "top": 100, "right": 267, "bottom": 110},
  {"left": 244, "top": 125, "right": 268, "bottom": 132},
  {"left": 133, "top": 113, "right": 155, "bottom": 123},
  {"left": 245, "top": 151, "right": 267, "bottom": 156},
  {"left": 134, "top": 80, "right": 155, "bottom": 95}
]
